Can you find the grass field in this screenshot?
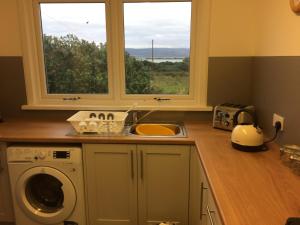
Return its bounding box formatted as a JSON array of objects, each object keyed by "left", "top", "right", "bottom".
[{"left": 150, "top": 72, "right": 189, "bottom": 95}]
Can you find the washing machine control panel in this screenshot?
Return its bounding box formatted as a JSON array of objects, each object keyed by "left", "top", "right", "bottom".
[
  {"left": 7, "top": 146, "right": 82, "bottom": 163},
  {"left": 37, "top": 150, "right": 47, "bottom": 159},
  {"left": 53, "top": 151, "right": 70, "bottom": 159}
]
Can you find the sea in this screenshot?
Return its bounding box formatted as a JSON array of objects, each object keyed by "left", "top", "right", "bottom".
[{"left": 137, "top": 58, "right": 184, "bottom": 63}]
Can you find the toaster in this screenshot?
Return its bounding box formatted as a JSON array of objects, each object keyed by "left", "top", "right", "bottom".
[{"left": 213, "top": 103, "right": 255, "bottom": 131}]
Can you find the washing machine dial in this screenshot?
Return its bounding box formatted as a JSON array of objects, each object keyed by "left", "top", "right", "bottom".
[{"left": 37, "top": 151, "right": 47, "bottom": 160}]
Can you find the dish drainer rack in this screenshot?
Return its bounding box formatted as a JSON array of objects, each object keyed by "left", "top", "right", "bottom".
[{"left": 67, "top": 111, "right": 128, "bottom": 134}]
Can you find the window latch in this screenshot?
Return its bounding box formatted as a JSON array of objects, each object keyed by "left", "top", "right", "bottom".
[
  {"left": 62, "top": 97, "right": 81, "bottom": 101},
  {"left": 153, "top": 97, "right": 171, "bottom": 102}
]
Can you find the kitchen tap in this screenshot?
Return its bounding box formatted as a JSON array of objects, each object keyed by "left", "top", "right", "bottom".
[{"left": 132, "top": 110, "right": 156, "bottom": 124}]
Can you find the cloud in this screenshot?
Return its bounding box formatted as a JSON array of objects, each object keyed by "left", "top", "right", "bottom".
[
  {"left": 42, "top": 21, "right": 106, "bottom": 43},
  {"left": 41, "top": 2, "right": 191, "bottom": 48}
]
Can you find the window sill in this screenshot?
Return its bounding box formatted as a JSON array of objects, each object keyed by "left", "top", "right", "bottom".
[{"left": 21, "top": 104, "right": 213, "bottom": 112}]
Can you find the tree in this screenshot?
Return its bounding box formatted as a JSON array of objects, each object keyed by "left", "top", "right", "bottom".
[
  {"left": 43, "top": 34, "right": 189, "bottom": 95},
  {"left": 43, "top": 34, "right": 108, "bottom": 94},
  {"left": 124, "top": 52, "right": 153, "bottom": 94},
  {"left": 43, "top": 34, "right": 153, "bottom": 95}
]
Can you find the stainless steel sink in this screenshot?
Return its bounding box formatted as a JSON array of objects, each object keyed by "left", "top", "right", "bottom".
[{"left": 124, "top": 123, "right": 187, "bottom": 138}]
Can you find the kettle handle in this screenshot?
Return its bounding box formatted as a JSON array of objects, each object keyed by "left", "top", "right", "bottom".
[{"left": 233, "top": 109, "right": 258, "bottom": 127}]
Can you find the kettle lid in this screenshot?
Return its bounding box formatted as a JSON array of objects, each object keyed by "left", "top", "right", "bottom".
[{"left": 233, "top": 109, "right": 257, "bottom": 127}]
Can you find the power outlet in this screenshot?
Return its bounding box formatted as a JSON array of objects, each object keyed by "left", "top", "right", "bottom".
[{"left": 273, "top": 113, "right": 284, "bottom": 131}]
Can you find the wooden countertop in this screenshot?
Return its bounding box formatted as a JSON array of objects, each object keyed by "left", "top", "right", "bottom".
[
  {"left": 188, "top": 123, "right": 300, "bottom": 225},
  {"left": 0, "top": 120, "right": 299, "bottom": 225}
]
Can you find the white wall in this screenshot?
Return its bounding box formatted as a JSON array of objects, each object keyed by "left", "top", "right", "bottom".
[
  {"left": 209, "top": 0, "right": 256, "bottom": 56},
  {"left": 0, "top": 0, "right": 21, "bottom": 56},
  {"left": 255, "top": 0, "right": 300, "bottom": 56},
  {"left": 208, "top": 0, "right": 300, "bottom": 56}
]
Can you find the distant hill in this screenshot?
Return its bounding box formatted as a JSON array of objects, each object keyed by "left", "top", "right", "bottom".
[{"left": 125, "top": 48, "right": 189, "bottom": 59}]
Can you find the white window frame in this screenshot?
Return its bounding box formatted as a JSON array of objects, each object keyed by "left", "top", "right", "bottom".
[{"left": 18, "top": 0, "right": 212, "bottom": 111}]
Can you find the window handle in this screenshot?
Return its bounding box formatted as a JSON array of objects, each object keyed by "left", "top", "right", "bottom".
[
  {"left": 62, "top": 96, "right": 81, "bottom": 101},
  {"left": 154, "top": 97, "right": 171, "bottom": 102}
]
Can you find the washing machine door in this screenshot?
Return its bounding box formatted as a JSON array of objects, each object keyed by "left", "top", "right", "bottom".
[{"left": 16, "top": 166, "right": 76, "bottom": 224}]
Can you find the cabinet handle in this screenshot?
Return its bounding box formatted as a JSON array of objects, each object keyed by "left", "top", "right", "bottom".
[
  {"left": 200, "top": 182, "right": 208, "bottom": 219},
  {"left": 206, "top": 205, "right": 215, "bottom": 225},
  {"left": 0, "top": 152, "right": 3, "bottom": 173},
  {"left": 130, "top": 150, "right": 134, "bottom": 179},
  {"left": 140, "top": 151, "right": 144, "bottom": 180}
]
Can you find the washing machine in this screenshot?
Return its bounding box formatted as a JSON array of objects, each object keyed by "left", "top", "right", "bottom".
[{"left": 6, "top": 145, "right": 86, "bottom": 225}]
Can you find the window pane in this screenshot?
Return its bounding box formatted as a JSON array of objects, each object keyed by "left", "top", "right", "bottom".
[
  {"left": 124, "top": 2, "right": 191, "bottom": 95},
  {"left": 40, "top": 3, "right": 108, "bottom": 94}
]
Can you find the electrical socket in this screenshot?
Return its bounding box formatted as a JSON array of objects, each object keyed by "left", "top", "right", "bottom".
[{"left": 273, "top": 113, "right": 284, "bottom": 131}]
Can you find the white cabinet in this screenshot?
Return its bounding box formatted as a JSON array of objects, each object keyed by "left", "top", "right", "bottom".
[
  {"left": 0, "top": 143, "right": 14, "bottom": 222},
  {"left": 138, "top": 145, "right": 190, "bottom": 225},
  {"left": 84, "top": 144, "right": 138, "bottom": 225},
  {"left": 189, "top": 146, "right": 203, "bottom": 225},
  {"left": 83, "top": 144, "right": 190, "bottom": 225},
  {"left": 189, "top": 147, "right": 222, "bottom": 225}
]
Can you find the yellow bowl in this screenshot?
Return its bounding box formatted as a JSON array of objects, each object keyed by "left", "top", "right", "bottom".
[{"left": 135, "top": 124, "right": 175, "bottom": 136}]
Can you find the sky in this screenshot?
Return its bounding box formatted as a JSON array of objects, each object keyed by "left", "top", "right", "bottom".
[{"left": 40, "top": 2, "right": 191, "bottom": 49}]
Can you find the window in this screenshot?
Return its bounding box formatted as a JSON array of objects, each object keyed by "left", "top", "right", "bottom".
[
  {"left": 19, "top": 0, "right": 211, "bottom": 110},
  {"left": 40, "top": 3, "right": 108, "bottom": 94},
  {"left": 124, "top": 2, "right": 191, "bottom": 95}
]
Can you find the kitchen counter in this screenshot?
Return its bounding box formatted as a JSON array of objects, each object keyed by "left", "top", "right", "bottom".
[
  {"left": 0, "top": 120, "right": 299, "bottom": 225},
  {"left": 0, "top": 120, "right": 194, "bottom": 144},
  {"left": 188, "top": 123, "right": 300, "bottom": 225}
]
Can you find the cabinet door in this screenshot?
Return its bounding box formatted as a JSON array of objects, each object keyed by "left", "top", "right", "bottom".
[
  {"left": 0, "top": 143, "right": 14, "bottom": 222},
  {"left": 206, "top": 190, "right": 222, "bottom": 225},
  {"left": 189, "top": 146, "right": 202, "bottom": 225},
  {"left": 199, "top": 160, "right": 209, "bottom": 225},
  {"left": 137, "top": 145, "right": 190, "bottom": 225},
  {"left": 83, "top": 144, "right": 138, "bottom": 225}
]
